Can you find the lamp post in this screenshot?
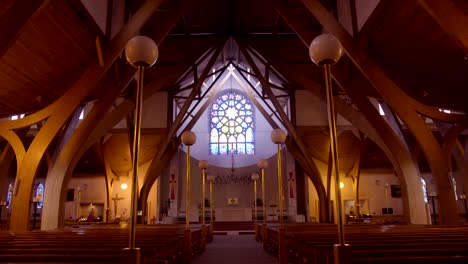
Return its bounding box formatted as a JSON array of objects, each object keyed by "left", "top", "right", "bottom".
[
  {"left": 251, "top": 173, "right": 260, "bottom": 222},
  {"left": 460, "top": 193, "right": 468, "bottom": 224},
  {"left": 207, "top": 174, "right": 215, "bottom": 237},
  {"left": 428, "top": 192, "right": 438, "bottom": 225},
  {"left": 199, "top": 160, "right": 208, "bottom": 224},
  {"left": 181, "top": 131, "right": 196, "bottom": 264},
  {"left": 31, "top": 197, "right": 40, "bottom": 230},
  {"left": 124, "top": 35, "right": 158, "bottom": 260},
  {"left": 309, "top": 33, "right": 347, "bottom": 261},
  {"left": 181, "top": 131, "right": 196, "bottom": 230},
  {"left": 271, "top": 129, "right": 286, "bottom": 226},
  {"left": 198, "top": 160, "right": 208, "bottom": 249},
  {"left": 257, "top": 159, "right": 268, "bottom": 242}
]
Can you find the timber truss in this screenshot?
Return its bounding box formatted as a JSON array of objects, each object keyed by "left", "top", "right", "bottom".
[{"left": 139, "top": 38, "right": 330, "bottom": 222}]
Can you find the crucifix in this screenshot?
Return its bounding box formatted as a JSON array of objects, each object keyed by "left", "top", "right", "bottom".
[
  {"left": 112, "top": 193, "right": 124, "bottom": 220},
  {"left": 288, "top": 172, "right": 295, "bottom": 199},
  {"left": 169, "top": 173, "right": 177, "bottom": 201}
]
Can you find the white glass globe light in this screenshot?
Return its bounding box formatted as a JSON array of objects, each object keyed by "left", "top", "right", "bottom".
[
  {"left": 206, "top": 175, "right": 215, "bottom": 181},
  {"left": 257, "top": 159, "right": 268, "bottom": 169},
  {"left": 121, "top": 183, "right": 128, "bottom": 190},
  {"left": 309, "top": 33, "right": 343, "bottom": 66},
  {"left": 251, "top": 173, "right": 260, "bottom": 181},
  {"left": 199, "top": 160, "right": 208, "bottom": 170},
  {"left": 181, "top": 131, "right": 196, "bottom": 146},
  {"left": 271, "top": 129, "right": 287, "bottom": 144},
  {"left": 125, "top": 36, "right": 159, "bottom": 68}
]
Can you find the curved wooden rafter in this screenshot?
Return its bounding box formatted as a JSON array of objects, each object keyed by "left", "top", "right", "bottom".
[
  {"left": 139, "top": 44, "right": 225, "bottom": 209},
  {"left": 300, "top": 0, "right": 458, "bottom": 225},
  {"left": 442, "top": 123, "right": 468, "bottom": 165},
  {"left": 239, "top": 45, "right": 330, "bottom": 222},
  {"left": 0, "top": 129, "right": 25, "bottom": 165},
  {"left": 9, "top": 0, "right": 163, "bottom": 231},
  {"left": 266, "top": 2, "right": 428, "bottom": 223},
  {"left": 41, "top": 70, "right": 131, "bottom": 230}
]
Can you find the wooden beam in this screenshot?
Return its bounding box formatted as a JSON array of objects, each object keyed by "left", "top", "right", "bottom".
[
  {"left": 241, "top": 46, "right": 327, "bottom": 164},
  {"left": 380, "top": 102, "right": 410, "bottom": 152},
  {"left": 240, "top": 46, "right": 331, "bottom": 222},
  {"left": 105, "top": 0, "right": 114, "bottom": 40},
  {"left": 418, "top": 0, "right": 468, "bottom": 55},
  {"left": 0, "top": 0, "right": 50, "bottom": 58},
  {"left": 183, "top": 68, "right": 229, "bottom": 131},
  {"left": 9, "top": 0, "right": 163, "bottom": 232},
  {"left": 301, "top": 0, "right": 459, "bottom": 225},
  {"left": 164, "top": 46, "right": 223, "bottom": 146},
  {"left": 300, "top": 0, "right": 466, "bottom": 124},
  {"left": 273, "top": 2, "right": 429, "bottom": 224},
  {"left": 139, "top": 44, "right": 224, "bottom": 205}
]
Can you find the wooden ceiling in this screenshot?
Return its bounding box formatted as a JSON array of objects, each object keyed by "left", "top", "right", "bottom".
[{"left": 1, "top": 0, "right": 466, "bottom": 174}]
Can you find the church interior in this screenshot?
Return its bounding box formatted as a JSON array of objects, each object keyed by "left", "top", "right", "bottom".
[{"left": 0, "top": 0, "right": 468, "bottom": 263}]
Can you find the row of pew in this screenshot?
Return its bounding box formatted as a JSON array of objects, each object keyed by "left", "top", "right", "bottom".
[
  {"left": 0, "top": 223, "right": 211, "bottom": 264},
  {"left": 257, "top": 223, "right": 468, "bottom": 264}
]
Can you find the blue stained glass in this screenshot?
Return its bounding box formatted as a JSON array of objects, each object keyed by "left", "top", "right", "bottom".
[
  {"left": 246, "top": 127, "right": 254, "bottom": 141},
  {"left": 6, "top": 184, "right": 13, "bottom": 208},
  {"left": 36, "top": 183, "right": 44, "bottom": 209},
  {"left": 246, "top": 144, "right": 255, "bottom": 154},
  {"left": 238, "top": 144, "right": 246, "bottom": 154},
  {"left": 210, "top": 90, "right": 255, "bottom": 155},
  {"left": 211, "top": 128, "right": 218, "bottom": 141},
  {"left": 210, "top": 144, "right": 218, "bottom": 154},
  {"left": 220, "top": 144, "right": 227, "bottom": 153}
]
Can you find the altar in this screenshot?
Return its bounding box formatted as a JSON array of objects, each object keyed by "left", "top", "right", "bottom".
[{"left": 215, "top": 207, "right": 252, "bottom": 221}]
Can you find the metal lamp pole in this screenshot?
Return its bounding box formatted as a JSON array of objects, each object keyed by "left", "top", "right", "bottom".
[
  {"left": 199, "top": 160, "right": 208, "bottom": 224},
  {"left": 271, "top": 129, "right": 286, "bottom": 226},
  {"left": 257, "top": 159, "right": 268, "bottom": 242},
  {"left": 124, "top": 36, "right": 159, "bottom": 257},
  {"left": 309, "top": 33, "right": 348, "bottom": 262},
  {"left": 251, "top": 173, "right": 260, "bottom": 222},
  {"left": 207, "top": 174, "right": 215, "bottom": 237}
]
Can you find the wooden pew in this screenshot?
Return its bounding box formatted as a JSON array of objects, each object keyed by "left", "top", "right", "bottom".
[
  {"left": 0, "top": 224, "right": 203, "bottom": 264},
  {"left": 263, "top": 223, "right": 468, "bottom": 264}
]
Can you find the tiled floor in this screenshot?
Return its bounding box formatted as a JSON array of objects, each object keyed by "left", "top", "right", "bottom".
[{"left": 192, "top": 234, "right": 278, "bottom": 264}]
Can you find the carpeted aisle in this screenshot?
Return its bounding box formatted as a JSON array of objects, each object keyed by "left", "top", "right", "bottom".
[{"left": 192, "top": 234, "right": 278, "bottom": 264}]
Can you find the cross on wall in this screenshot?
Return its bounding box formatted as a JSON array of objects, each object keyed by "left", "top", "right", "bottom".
[{"left": 111, "top": 193, "right": 124, "bottom": 219}]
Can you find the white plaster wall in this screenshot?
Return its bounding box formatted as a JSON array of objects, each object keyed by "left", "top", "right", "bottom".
[
  {"left": 65, "top": 177, "right": 107, "bottom": 220},
  {"left": 113, "top": 91, "right": 168, "bottom": 129},
  {"left": 356, "top": 0, "right": 380, "bottom": 30},
  {"left": 307, "top": 169, "right": 405, "bottom": 222},
  {"left": 295, "top": 90, "right": 351, "bottom": 127},
  {"left": 80, "top": 0, "right": 107, "bottom": 33},
  {"left": 188, "top": 88, "right": 277, "bottom": 168},
  {"left": 65, "top": 161, "right": 158, "bottom": 222},
  {"left": 337, "top": 0, "right": 353, "bottom": 35},
  {"left": 176, "top": 150, "right": 288, "bottom": 221}
]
